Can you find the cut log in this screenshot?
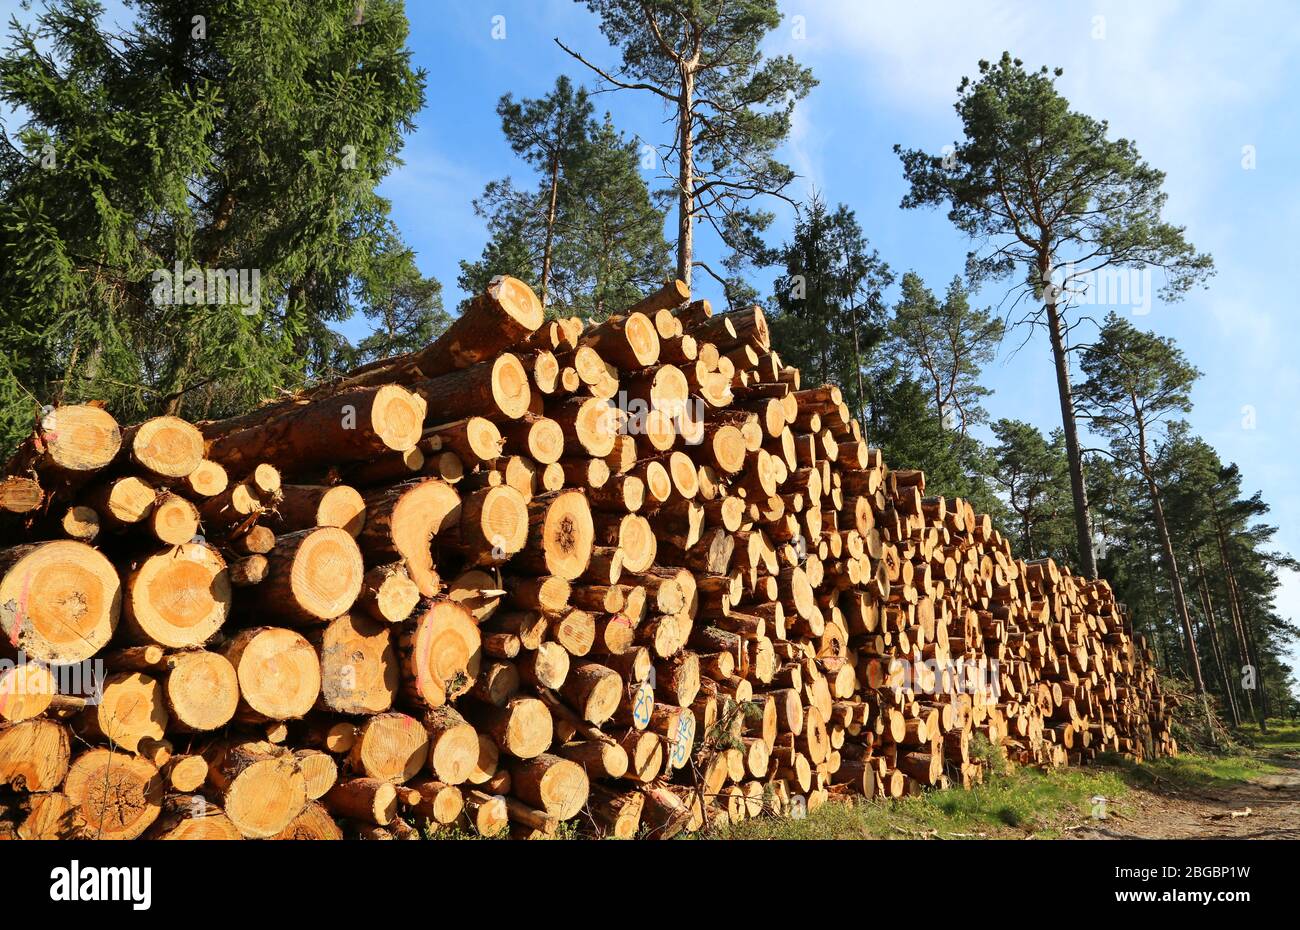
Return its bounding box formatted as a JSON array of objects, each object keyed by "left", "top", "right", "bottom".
[
  {"left": 357, "top": 563, "right": 421, "bottom": 624},
  {"left": 581, "top": 312, "right": 660, "bottom": 369},
  {"left": 588, "top": 783, "right": 645, "bottom": 838},
  {"left": 273, "top": 801, "right": 344, "bottom": 839},
  {"left": 443, "top": 485, "right": 530, "bottom": 565},
  {"left": 511, "top": 490, "right": 594, "bottom": 580},
  {"left": 119, "top": 416, "right": 205, "bottom": 480},
  {"left": 0, "top": 541, "right": 120, "bottom": 663},
  {"left": 414, "top": 353, "right": 532, "bottom": 423},
  {"left": 0, "top": 718, "right": 70, "bottom": 791},
  {"left": 0, "top": 476, "right": 42, "bottom": 514},
  {"left": 207, "top": 740, "right": 307, "bottom": 837},
  {"left": 221, "top": 627, "right": 321, "bottom": 722},
  {"left": 501, "top": 415, "right": 565, "bottom": 465},
  {"left": 121, "top": 542, "right": 230, "bottom": 648},
  {"left": 293, "top": 749, "right": 338, "bottom": 800},
  {"left": 242, "top": 526, "right": 363, "bottom": 625},
  {"left": 18, "top": 791, "right": 76, "bottom": 839},
  {"left": 421, "top": 705, "right": 482, "bottom": 784},
  {"left": 62, "top": 748, "right": 161, "bottom": 839},
  {"left": 560, "top": 662, "right": 623, "bottom": 724},
  {"left": 146, "top": 796, "right": 243, "bottom": 840},
  {"left": 148, "top": 491, "right": 200, "bottom": 545},
  {"left": 311, "top": 613, "right": 398, "bottom": 715},
  {"left": 399, "top": 600, "right": 481, "bottom": 710},
  {"left": 351, "top": 712, "right": 430, "bottom": 783},
  {"left": 409, "top": 275, "right": 543, "bottom": 372},
  {"left": 359, "top": 478, "right": 460, "bottom": 597},
  {"left": 270, "top": 484, "right": 367, "bottom": 537},
  {"left": 0, "top": 660, "right": 55, "bottom": 723},
  {"left": 509, "top": 753, "right": 588, "bottom": 820},
  {"left": 80, "top": 671, "right": 168, "bottom": 752},
  {"left": 202, "top": 384, "right": 426, "bottom": 473},
  {"left": 6, "top": 404, "right": 121, "bottom": 484},
  {"left": 469, "top": 695, "right": 553, "bottom": 760},
  {"left": 464, "top": 789, "right": 509, "bottom": 836}
]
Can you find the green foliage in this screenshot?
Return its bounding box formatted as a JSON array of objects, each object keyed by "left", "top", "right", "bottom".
[
  {"left": 1077, "top": 312, "right": 1200, "bottom": 469},
  {"left": 895, "top": 52, "right": 1213, "bottom": 300},
  {"left": 768, "top": 195, "right": 891, "bottom": 420},
  {"left": 707, "top": 765, "right": 1129, "bottom": 840},
  {"left": 887, "top": 272, "right": 1003, "bottom": 434},
  {"left": 461, "top": 77, "right": 669, "bottom": 320},
  {"left": 550, "top": 116, "right": 672, "bottom": 318},
  {"left": 988, "top": 418, "right": 1075, "bottom": 561},
  {"left": 895, "top": 51, "right": 1215, "bottom": 580},
  {"left": 0, "top": 0, "right": 436, "bottom": 448},
  {"left": 969, "top": 732, "right": 1010, "bottom": 780},
  {"left": 767, "top": 199, "right": 1007, "bottom": 525}
]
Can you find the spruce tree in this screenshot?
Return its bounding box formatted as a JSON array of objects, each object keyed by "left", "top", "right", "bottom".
[
  {"left": 0, "top": 0, "right": 432, "bottom": 447},
  {"left": 1077, "top": 312, "right": 1213, "bottom": 735}
]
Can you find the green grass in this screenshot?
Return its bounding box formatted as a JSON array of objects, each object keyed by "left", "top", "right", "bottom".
[
  {"left": 705, "top": 730, "right": 1300, "bottom": 841},
  {"left": 1235, "top": 718, "right": 1300, "bottom": 755},
  {"left": 1098, "top": 750, "right": 1283, "bottom": 793},
  {"left": 705, "top": 765, "right": 1130, "bottom": 840}
]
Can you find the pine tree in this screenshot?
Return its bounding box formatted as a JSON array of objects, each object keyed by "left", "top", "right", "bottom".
[
  {"left": 458, "top": 182, "right": 546, "bottom": 301},
  {"left": 896, "top": 52, "right": 1214, "bottom": 579},
  {"left": 1077, "top": 312, "right": 1214, "bottom": 735},
  {"left": 495, "top": 76, "right": 594, "bottom": 307},
  {"left": 888, "top": 272, "right": 1004, "bottom": 435},
  {"left": 553, "top": 116, "right": 671, "bottom": 319},
  {"left": 462, "top": 88, "right": 668, "bottom": 320},
  {"left": 867, "top": 373, "right": 1006, "bottom": 523},
  {"left": 0, "top": 0, "right": 432, "bottom": 448},
  {"left": 988, "top": 419, "right": 1073, "bottom": 560},
  {"left": 560, "top": 0, "right": 815, "bottom": 292},
  {"left": 769, "top": 196, "right": 892, "bottom": 423}
]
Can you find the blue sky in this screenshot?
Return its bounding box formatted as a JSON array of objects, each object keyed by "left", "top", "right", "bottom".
[{"left": 3, "top": 1, "right": 1297, "bottom": 677}]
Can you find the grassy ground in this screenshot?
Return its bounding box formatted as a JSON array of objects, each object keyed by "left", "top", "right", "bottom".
[
  {"left": 1236, "top": 718, "right": 1300, "bottom": 755},
  {"left": 704, "top": 721, "right": 1298, "bottom": 840},
  {"left": 707, "top": 765, "right": 1128, "bottom": 840}
]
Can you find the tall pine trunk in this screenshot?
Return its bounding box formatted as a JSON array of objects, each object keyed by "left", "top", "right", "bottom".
[
  {"left": 1194, "top": 549, "right": 1240, "bottom": 726},
  {"left": 1137, "top": 427, "right": 1215, "bottom": 740},
  {"left": 1044, "top": 296, "right": 1097, "bottom": 579},
  {"left": 1213, "top": 506, "right": 1265, "bottom": 729},
  {"left": 541, "top": 153, "right": 561, "bottom": 308},
  {"left": 676, "top": 71, "right": 694, "bottom": 288}
]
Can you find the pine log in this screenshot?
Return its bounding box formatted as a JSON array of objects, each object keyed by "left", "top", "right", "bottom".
[
  {"left": 118, "top": 416, "right": 205, "bottom": 480},
  {"left": 206, "top": 740, "right": 308, "bottom": 837},
  {"left": 311, "top": 613, "right": 398, "bottom": 715},
  {"left": 358, "top": 478, "right": 460, "bottom": 597},
  {"left": 241, "top": 526, "right": 363, "bottom": 625},
  {"left": 351, "top": 712, "right": 430, "bottom": 783},
  {"left": 270, "top": 484, "right": 367, "bottom": 537},
  {"left": 0, "top": 718, "right": 70, "bottom": 792},
  {"left": 0, "top": 541, "right": 120, "bottom": 663},
  {"left": 202, "top": 384, "right": 425, "bottom": 474},
  {"left": 121, "top": 542, "right": 230, "bottom": 648},
  {"left": 221, "top": 627, "right": 321, "bottom": 722},
  {"left": 398, "top": 600, "right": 481, "bottom": 710}
]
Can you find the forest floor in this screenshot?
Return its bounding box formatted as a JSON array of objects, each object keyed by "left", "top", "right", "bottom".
[
  {"left": 704, "top": 720, "right": 1300, "bottom": 840},
  {"left": 1067, "top": 720, "right": 1300, "bottom": 840}
]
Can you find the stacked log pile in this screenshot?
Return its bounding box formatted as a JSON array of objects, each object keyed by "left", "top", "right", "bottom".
[{"left": 0, "top": 274, "right": 1174, "bottom": 840}]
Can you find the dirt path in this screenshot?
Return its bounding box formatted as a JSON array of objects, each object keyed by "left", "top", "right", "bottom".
[{"left": 1068, "top": 756, "right": 1300, "bottom": 840}]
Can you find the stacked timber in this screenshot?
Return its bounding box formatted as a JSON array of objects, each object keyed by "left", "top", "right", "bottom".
[{"left": 0, "top": 274, "right": 1173, "bottom": 840}]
